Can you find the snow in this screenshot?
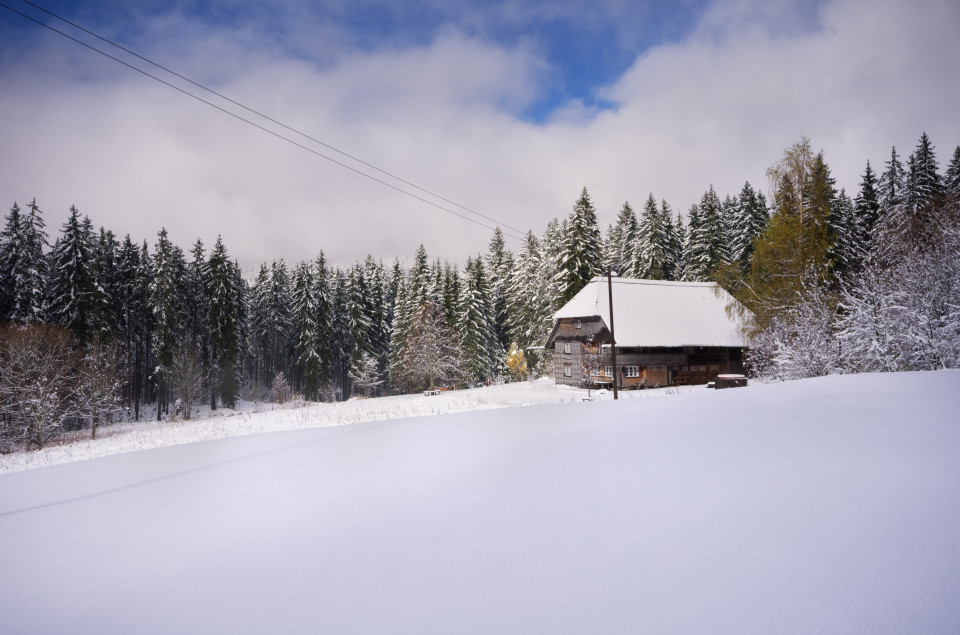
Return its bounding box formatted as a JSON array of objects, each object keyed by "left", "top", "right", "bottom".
[
  {"left": 553, "top": 277, "right": 748, "bottom": 347},
  {"left": 1, "top": 371, "right": 959, "bottom": 633},
  {"left": 0, "top": 379, "right": 702, "bottom": 474}
]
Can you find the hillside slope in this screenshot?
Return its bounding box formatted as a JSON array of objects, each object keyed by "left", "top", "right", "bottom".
[{"left": 1, "top": 371, "right": 958, "bottom": 633}]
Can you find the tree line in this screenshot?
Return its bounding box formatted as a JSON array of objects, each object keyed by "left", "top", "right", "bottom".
[{"left": 2, "top": 132, "right": 958, "bottom": 450}]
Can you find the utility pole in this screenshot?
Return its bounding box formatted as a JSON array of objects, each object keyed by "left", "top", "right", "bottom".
[{"left": 607, "top": 265, "right": 619, "bottom": 400}]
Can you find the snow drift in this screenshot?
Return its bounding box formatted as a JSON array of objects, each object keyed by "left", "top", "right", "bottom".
[{"left": 1, "top": 371, "right": 958, "bottom": 633}]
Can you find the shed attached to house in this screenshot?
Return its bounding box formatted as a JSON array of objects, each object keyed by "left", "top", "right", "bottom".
[{"left": 545, "top": 277, "right": 750, "bottom": 387}]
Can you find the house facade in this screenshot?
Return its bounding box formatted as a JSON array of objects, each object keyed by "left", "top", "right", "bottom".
[{"left": 545, "top": 278, "right": 750, "bottom": 388}]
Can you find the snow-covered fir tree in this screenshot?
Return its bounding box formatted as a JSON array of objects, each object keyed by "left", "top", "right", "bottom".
[
  {"left": 945, "top": 145, "right": 960, "bottom": 197},
  {"left": 635, "top": 194, "right": 668, "bottom": 279},
  {"left": 485, "top": 228, "right": 514, "bottom": 354},
  {"left": 149, "top": 227, "right": 187, "bottom": 417},
  {"left": 0, "top": 200, "right": 49, "bottom": 324},
  {"left": 290, "top": 260, "right": 323, "bottom": 400},
  {"left": 459, "top": 256, "right": 500, "bottom": 384},
  {"left": 905, "top": 132, "right": 942, "bottom": 216},
  {"left": 604, "top": 202, "right": 638, "bottom": 276},
  {"left": 47, "top": 206, "right": 103, "bottom": 342},
  {"left": 682, "top": 186, "right": 728, "bottom": 281},
  {"left": 878, "top": 146, "right": 906, "bottom": 216},
  {"left": 206, "top": 236, "right": 244, "bottom": 408},
  {"left": 555, "top": 187, "right": 603, "bottom": 305}
]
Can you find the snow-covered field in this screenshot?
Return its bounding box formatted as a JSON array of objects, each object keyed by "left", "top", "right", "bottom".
[
  {"left": 0, "top": 379, "right": 700, "bottom": 474},
  {"left": 1, "top": 371, "right": 958, "bottom": 633}
]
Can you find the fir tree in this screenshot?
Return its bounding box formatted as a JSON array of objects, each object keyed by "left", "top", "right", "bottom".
[
  {"left": 207, "top": 236, "right": 243, "bottom": 408},
  {"left": 878, "top": 146, "right": 906, "bottom": 216},
  {"left": 605, "top": 202, "right": 638, "bottom": 276},
  {"left": 291, "top": 261, "right": 323, "bottom": 400},
  {"left": 0, "top": 200, "right": 49, "bottom": 324},
  {"left": 459, "top": 256, "right": 499, "bottom": 383},
  {"left": 555, "top": 187, "right": 603, "bottom": 305},
  {"left": 728, "top": 182, "right": 768, "bottom": 269},
  {"left": 505, "top": 230, "right": 553, "bottom": 373},
  {"left": 659, "top": 200, "right": 679, "bottom": 280},
  {"left": 149, "top": 228, "right": 187, "bottom": 417},
  {"left": 682, "top": 186, "right": 728, "bottom": 281},
  {"left": 485, "top": 228, "right": 513, "bottom": 353},
  {"left": 827, "top": 189, "right": 861, "bottom": 280},
  {"left": 92, "top": 228, "right": 120, "bottom": 336},
  {"left": 854, "top": 161, "right": 881, "bottom": 247},
  {"left": 48, "top": 206, "right": 101, "bottom": 342},
  {"left": 906, "top": 132, "right": 942, "bottom": 214},
  {"left": 328, "top": 268, "right": 352, "bottom": 400},
  {"left": 635, "top": 194, "right": 668, "bottom": 279},
  {"left": 945, "top": 145, "right": 960, "bottom": 197}
]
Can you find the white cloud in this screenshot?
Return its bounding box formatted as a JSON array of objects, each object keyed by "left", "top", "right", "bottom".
[{"left": 1, "top": 0, "right": 958, "bottom": 269}]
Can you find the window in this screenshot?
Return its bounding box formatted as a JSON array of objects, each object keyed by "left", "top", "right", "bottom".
[
  {"left": 563, "top": 342, "right": 572, "bottom": 354},
  {"left": 624, "top": 366, "right": 640, "bottom": 377},
  {"left": 709, "top": 364, "right": 719, "bottom": 372},
  {"left": 604, "top": 366, "right": 612, "bottom": 377},
  {"left": 563, "top": 366, "right": 572, "bottom": 377},
  {"left": 590, "top": 368, "right": 602, "bottom": 376},
  {"left": 575, "top": 319, "right": 582, "bottom": 329},
  {"left": 601, "top": 344, "right": 611, "bottom": 353}
]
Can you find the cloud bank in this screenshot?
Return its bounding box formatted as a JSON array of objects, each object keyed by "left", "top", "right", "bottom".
[{"left": 0, "top": 0, "right": 958, "bottom": 269}]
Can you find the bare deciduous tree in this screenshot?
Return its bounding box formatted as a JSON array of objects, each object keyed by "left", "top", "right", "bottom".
[{"left": 0, "top": 324, "right": 77, "bottom": 450}]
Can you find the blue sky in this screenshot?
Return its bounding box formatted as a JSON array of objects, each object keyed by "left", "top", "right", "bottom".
[{"left": 1, "top": 0, "right": 958, "bottom": 267}]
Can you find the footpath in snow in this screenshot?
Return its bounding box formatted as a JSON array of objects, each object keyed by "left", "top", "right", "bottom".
[{"left": 0, "top": 370, "right": 958, "bottom": 634}]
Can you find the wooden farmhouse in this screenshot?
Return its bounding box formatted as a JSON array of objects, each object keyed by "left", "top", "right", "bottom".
[{"left": 545, "top": 277, "right": 750, "bottom": 388}]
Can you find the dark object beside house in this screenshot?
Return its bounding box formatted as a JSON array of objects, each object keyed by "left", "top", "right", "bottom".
[{"left": 715, "top": 374, "right": 748, "bottom": 389}]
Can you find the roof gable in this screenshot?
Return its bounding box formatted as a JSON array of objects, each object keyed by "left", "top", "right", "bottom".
[{"left": 552, "top": 277, "right": 749, "bottom": 348}]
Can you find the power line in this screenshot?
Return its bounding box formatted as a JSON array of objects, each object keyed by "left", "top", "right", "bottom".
[
  {"left": 1, "top": 1, "right": 528, "bottom": 242},
  {"left": 20, "top": 0, "right": 529, "bottom": 239}
]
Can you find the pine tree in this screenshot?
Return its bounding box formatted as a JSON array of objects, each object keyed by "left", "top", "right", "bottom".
[
  {"left": 185, "top": 239, "right": 211, "bottom": 391},
  {"left": 727, "top": 182, "right": 768, "bottom": 269},
  {"left": 48, "top": 206, "right": 101, "bottom": 342},
  {"left": 905, "top": 132, "right": 942, "bottom": 215},
  {"left": 682, "top": 186, "right": 728, "bottom": 281},
  {"left": 659, "top": 200, "right": 679, "bottom": 280},
  {"left": 328, "top": 268, "right": 352, "bottom": 400},
  {"left": 671, "top": 211, "right": 687, "bottom": 280},
  {"left": 635, "top": 194, "right": 668, "bottom": 279},
  {"left": 114, "top": 235, "right": 151, "bottom": 418},
  {"left": 0, "top": 200, "right": 49, "bottom": 324},
  {"left": 605, "top": 202, "right": 638, "bottom": 276},
  {"left": 313, "top": 253, "right": 333, "bottom": 395},
  {"left": 207, "top": 236, "right": 243, "bottom": 408},
  {"left": 291, "top": 260, "right": 323, "bottom": 400},
  {"left": 459, "top": 256, "right": 499, "bottom": 383},
  {"left": 485, "top": 228, "right": 514, "bottom": 353},
  {"left": 92, "top": 228, "right": 120, "bottom": 336},
  {"left": 555, "top": 187, "right": 603, "bottom": 305},
  {"left": 347, "top": 262, "right": 374, "bottom": 395},
  {"left": 389, "top": 244, "right": 430, "bottom": 381},
  {"left": 364, "top": 256, "right": 390, "bottom": 393},
  {"left": 945, "top": 145, "right": 960, "bottom": 197},
  {"left": 878, "top": 146, "right": 906, "bottom": 217},
  {"left": 827, "top": 189, "right": 861, "bottom": 280},
  {"left": 149, "top": 228, "right": 187, "bottom": 417},
  {"left": 0, "top": 202, "right": 23, "bottom": 322},
  {"left": 505, "top": 230, "right": 552, "bottom": 374},
  {"left": 854, "top": 161, "right": 881, "bottom": 247}
]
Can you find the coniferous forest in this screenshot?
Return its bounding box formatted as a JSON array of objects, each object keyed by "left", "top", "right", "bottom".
[{"left": 1, "top": 132, "right": 959, "bottom": 451}]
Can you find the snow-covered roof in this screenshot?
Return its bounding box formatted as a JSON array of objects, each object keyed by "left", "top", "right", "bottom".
[{"left": 552, "top": 277, "right": 749, "bottom": 348}]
